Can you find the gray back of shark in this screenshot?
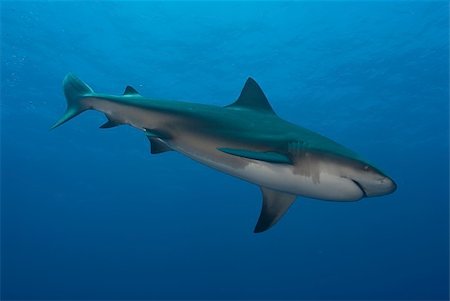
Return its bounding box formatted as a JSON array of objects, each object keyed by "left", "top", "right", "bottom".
[{"left": 53, "top": 74, "right": 396, "bottom": 233}]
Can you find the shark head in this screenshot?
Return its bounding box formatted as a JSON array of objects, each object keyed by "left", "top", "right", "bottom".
[
  {"left": 289, "top": 135, "right": 396, "bottom": 201},
  {"left": 335, "top": 156, "right": 397, "bottom": 198}
]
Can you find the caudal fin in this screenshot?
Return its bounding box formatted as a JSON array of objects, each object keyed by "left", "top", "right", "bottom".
[{"left": 51, "top": 73, "right": 94, "bottom": 129}]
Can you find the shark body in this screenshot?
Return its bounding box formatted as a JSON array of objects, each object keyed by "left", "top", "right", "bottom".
[{"left": 53, "top": 74, "right": 396, "bottom": 232}]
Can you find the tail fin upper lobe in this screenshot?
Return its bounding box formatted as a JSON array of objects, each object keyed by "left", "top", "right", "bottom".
[{"left": 51, "top": 73, "right": 93, "bottom": 129}]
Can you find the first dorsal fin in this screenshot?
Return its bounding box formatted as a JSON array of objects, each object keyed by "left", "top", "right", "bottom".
[
  {"left": 123, "top": 85, "right": 140, "bottom": 96},
  {"left": 254, "top": 187, "right": 296, "bottom": 233},
  {"left": 226, "top": 78, "right": 276, "bottom": 115}
]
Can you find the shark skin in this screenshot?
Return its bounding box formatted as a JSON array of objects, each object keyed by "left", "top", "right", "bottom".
[{"left": 53, "top": 73, "right": 397, "bottom": 233}]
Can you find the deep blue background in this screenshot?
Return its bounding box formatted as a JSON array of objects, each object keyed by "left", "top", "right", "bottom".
[{"left": 1, "top": 1, "right": 448, "bottom": 300}]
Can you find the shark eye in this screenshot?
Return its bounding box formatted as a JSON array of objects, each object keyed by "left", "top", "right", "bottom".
[{"left": 363, "top": 165, "right": 369, "bottom": 171}]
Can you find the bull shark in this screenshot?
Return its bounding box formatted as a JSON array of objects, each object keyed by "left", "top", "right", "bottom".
[{"left": 53, "top": 74, "right": 396, "bottom": 233}]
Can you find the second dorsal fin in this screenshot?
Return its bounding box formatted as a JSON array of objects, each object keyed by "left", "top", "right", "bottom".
[
  {"left": 226, "top": 78, "right": 276, "bottom": 115},
  {"left": 123, "top": 85, "right": 140, "bottom": 96}
]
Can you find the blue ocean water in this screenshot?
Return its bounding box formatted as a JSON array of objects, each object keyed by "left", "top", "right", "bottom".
[{"left": 1, "top": 1, "right": 448, "bottom": 300}]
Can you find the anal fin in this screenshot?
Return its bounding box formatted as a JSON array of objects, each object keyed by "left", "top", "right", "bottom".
[
  {"left": 99, "top": 115, "right": 121, "bottom": 129},
  {"left": 254, "top": 187, "right": 296, "bottom": 233},
  {"left": 100, "top": 120, "right": 120, "bottom": 129}
]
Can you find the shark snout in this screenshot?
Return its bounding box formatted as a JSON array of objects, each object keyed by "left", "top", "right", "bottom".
[
  {"left": 379, "top": 176, "right": 397, "bottom": 195},
  {"left": 354, "top": 175, "right": 397, "bottom": 197}
]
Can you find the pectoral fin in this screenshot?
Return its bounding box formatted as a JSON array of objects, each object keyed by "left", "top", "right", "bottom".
[
  {"left": 218, "top": 148, "right": 291, "bottom": 164},
  {"left": 254, "top": 187, "right": 296, "bottom": 233}
]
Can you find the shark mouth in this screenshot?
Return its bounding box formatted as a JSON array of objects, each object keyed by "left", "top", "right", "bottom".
[{"left": 351, "top": 180, "right": 367, "bottom": 197}]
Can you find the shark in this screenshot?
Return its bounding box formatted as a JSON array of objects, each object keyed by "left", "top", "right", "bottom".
[{"left": 53, "top": 73, "right": 396, "bottom": 233}]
